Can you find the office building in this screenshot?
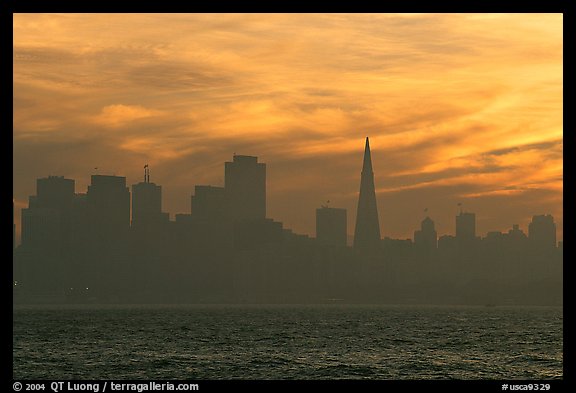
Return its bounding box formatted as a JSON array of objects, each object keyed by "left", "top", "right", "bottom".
[
  {"left": 456, "top": 211, "right": 476, "bottom": 241},
  {"left": 528, "top": 214, "right": 556, "bottom": 250},
  {"left": 132, "top": 166, "right": 167, "bottom": 228},
  {"left": 87, "top": 175, "right": 130, "bottom": 243},
  {"left": 191, "top": 185, "right": 226, "bottom": 221},
  {"left": 224, "top": 155, "right": 266, "bottom": 222},
  {"left": 414, "top": 216, "right": 437, "bottom": 253}
]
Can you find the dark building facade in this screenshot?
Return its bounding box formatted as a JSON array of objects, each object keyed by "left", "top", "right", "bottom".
[
  {"left": 528, "top": 214, "right": 557, "bottom": 250},
  {"left": 36, "top": 176, "right": 75, "bottom": 211},
  {"left": 191, "top": 185, "right": 226, "bottom": 221},
  {"left": 21, "top": 176, "right": 75, "bottom": 249},
  {"left": 87, "top": 175, "right": 130, "bottom": 247},
  {"left": 225, "top": 155, "right": 266, "bottom": 222},
  {"left": 456, "top": 211, "right": 476, "bottom": 241},
  {"left": 414, "top": 216, "right": 437, "bottom": 254},
  {"left": 132, "top": 168, "right": 167, "bottom": 229}
]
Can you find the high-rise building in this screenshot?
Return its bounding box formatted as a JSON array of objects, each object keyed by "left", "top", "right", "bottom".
[
  {"left": 20, "top": 176, "right": 75, "bottom": 248},
  {"left": 21, "top": 206, "right": 60, "bottom": 247},
  {"left": 191, "top": 185, "right": 226, "bottom": 221},
  {"left": 528, "top": 214, "right": 556, "bottom": 250},
  {"left": 225, "top": 155, "right": 266, "bottom": 222},
  {"left": 414, "top": 216, "right": 437, "bottom": 252},
  {"left": 87, "top": 175, "right": 130, "bottom": 244},
  {"left": 18, "top": 176, "right": 77, "bottom": 293},
  {"left": 353, "top": 137, "right": 381, "bottom": 251},
  {"left": 316, "top": 206, "right": 347, "bottom": 247},
  {"left": 456, "top": 211, "right": 476, "bottom": 240},
  {"left": 36, "top": 176, "right": 75, "bottom": 211},
  {"left": 131, "top": 166, "right": 167, "bottom": 228}
]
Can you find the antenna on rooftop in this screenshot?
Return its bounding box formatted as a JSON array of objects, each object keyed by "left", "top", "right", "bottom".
[{"left": 144, "top": 164, "right": 149, "bottom": 183}]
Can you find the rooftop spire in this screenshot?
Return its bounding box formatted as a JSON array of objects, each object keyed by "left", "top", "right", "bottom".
[
  {"left": 362, "top": 137, "right": 373, "bottom": 174},
  {"left": 144, "top": 164, "right": 150, "bottom": 183}
]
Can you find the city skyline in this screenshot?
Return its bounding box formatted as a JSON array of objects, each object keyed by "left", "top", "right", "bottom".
[
  {"left": 13, "top": 142, "right": 562, "bottom": 306},
  {"left": 12, "top": 137, "right": 563, "bottom": 246},
  {"left": 13, "top": 13, "right": 563, "bottom": 244},
  {"left": 14, "top": 148, "right": 561, "bottom": 248}
]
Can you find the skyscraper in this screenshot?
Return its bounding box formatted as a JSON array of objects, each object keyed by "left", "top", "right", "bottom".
[
  {"left": 353, "top": 137, "right": 381, "bottom": 251},
  {"left": 316, "top": 206, "right": 347, "bottom": 247},
  {"left": 528, "top": 214, "right": 556, "bottom": 250},
  {"left": 414, "top": 216, "right": 438, "bottom": 253},
  {"left": 224, "top": 155, "right": 266, "bottom": 222},
  {"left": 191, "top": 185, "right": 226, "bottom": 221},
  {"left": 21, "top": 176, "right": 75, "bottom": 248},
  {"left": 18, "top": 176, "right": 77, "bottom": 293},
  {"left": 131, "top": 166, "right": 167, "bottom": 228},
  {"left": 87, "top": 175, "right": 130, "bottom": 245},
  {"left": 456, "top": 211, "right": 476, "bottom": 240},
  {"left": 36, "top": 176, "right": 75, "bottom": 211}
]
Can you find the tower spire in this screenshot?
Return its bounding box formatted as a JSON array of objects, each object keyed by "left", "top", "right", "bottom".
[
  {"left": 362, "top": 136, "right": 373, "bottom": 173},
  {"left": 353, "top": 137, "right": 381, "bottom": 251}
]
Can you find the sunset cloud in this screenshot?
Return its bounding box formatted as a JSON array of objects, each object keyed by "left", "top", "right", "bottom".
[{"left": 91, "top": 104, "right": 163, "bottom": 128}]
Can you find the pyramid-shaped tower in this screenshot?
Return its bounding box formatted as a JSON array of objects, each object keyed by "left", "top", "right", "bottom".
[{"left": 353, "top": 137, "right": 381, "bottom": 251}]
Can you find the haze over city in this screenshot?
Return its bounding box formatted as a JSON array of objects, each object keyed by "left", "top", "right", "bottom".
[{"left": 13, "top": 13, "right": 562, "bottom": 245}]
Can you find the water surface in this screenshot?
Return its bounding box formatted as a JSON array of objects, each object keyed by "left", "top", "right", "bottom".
[{"left": 12, "top": 304, "right": 563, "bottom": 379}]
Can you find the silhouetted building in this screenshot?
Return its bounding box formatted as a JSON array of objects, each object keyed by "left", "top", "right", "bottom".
[
  {"left": 17, "top": 176, "right": 78, "bottom": 296},
  {"left": 191, "top": 185, "right": 226, "bottom": 221},
  {"left": 36, "top": 176, "right": 75, "bottom": 210},
  {"left": 456, "top": 211, "right": 476, "bottom": 240},
  {"left": 225, "top": 155, "right": 266, "bottom": 222},
  {"left": 21, "top": 206, "right": 60, "bottom": 247},
  {"left": 506, "top": 224, "right": 528, "bottom": 250},
  {"left": 87, "top": 175, "right": 130, "bottom": 245},
  {"left": 414, "top": 216, "right": 437, "bottom": 253},
  {"left": 353, "top": 137, "right": 381, "bottom": 251},
  {"left": 528, "top": 214, "right": 556, "bottom": 250},
  {"left": 316, "top": 206, "right": 347, "bottom": 247},
  {"left": 20, "top": 176, "right": 75, "bottom": 248},
  {"left": 186, "top": 184, "right": 233, "bottom": 250},
  {"left": 70, "top": 193, "right": 90, "bottom": 247},
  {"left": 131, "top": 167, "right": 168, "bottom": 228}
]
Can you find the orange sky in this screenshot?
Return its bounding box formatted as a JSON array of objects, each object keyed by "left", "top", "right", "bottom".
[{"left": 13, "top": 13, "right": 563, "bottom": 243}]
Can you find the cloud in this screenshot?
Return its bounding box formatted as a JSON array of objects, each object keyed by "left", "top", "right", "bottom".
[{"left": 91, "top": 104, "right": 164, "bottom": 128}]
